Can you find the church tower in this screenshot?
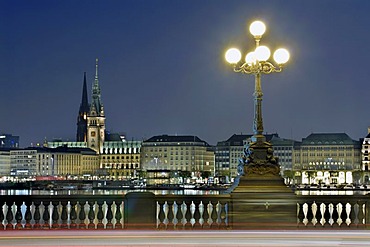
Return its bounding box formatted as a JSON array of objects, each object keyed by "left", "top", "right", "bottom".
[
  {"left": 76, "top": 72, "right": 89, "bottom": 142},
  {"left": 87, "top": 59, "right": 106, "bottom": 154}
]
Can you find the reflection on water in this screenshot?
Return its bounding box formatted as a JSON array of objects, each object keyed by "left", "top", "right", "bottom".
[
  {"left": 295, "top": 190, "right": 369, "bottom": 196},
  {"left": 0, "top": 189, "right": 220, "bottom": 196},
  {"left": 2, "top": 189, "right": 368, "bottom": 196}
]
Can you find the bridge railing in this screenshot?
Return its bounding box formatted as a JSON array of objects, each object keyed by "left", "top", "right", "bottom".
[
  {"left": 155, "top": 194, "right": 231, "bottom": 230},
  {"left": 0, "top": 192, "right": 369, "bottom": 230},
  {"left": 296, "top": 195, "right": 370, "bottom": 229},
  {"left": 0, "top": 195, "right": 125, "bottom": 230}
]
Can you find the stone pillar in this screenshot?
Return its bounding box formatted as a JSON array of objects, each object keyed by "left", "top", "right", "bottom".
[
  {"left": 124, "top": 192, "right": 156, "bottom": 229},
  {"left": 231, "top": 175, "right": 297, "bottom": 229},
  {"left": 229, "top": 140, "right": 297, "bottom": 229}
]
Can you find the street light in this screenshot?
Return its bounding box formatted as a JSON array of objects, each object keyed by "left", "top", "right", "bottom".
[
  {"left": 225, "top": 20, "right": 289, "bottom": 143},
  {"left": 225, "top": 20, "right": 290, "bottom": 178}
]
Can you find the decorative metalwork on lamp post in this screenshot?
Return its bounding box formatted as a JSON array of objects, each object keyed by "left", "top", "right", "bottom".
[{"left": 225, "top": 20, "right": 290, "bottom": 178}]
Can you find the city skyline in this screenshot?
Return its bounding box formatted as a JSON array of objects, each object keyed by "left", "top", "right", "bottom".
[{"left": 1, "top": 0, "right": 370, "bottom": 147}]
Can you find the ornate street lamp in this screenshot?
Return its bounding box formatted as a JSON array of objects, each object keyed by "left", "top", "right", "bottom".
[{"left": 225, "top": 20, "right": 290, "bottom": 178}]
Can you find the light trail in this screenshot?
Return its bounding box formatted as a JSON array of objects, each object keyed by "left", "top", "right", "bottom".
[{"left": 0, "top": 230, "right": 369, "bottom": 246}]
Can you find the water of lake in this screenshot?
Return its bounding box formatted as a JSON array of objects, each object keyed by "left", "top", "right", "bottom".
[
  {"left": 0, "top": 189, "right": 221, "bottom": 196},
  {"left": 1, "top": 189, "right": 369, "bottom": 196}
]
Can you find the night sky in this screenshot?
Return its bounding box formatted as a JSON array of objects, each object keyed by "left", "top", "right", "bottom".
[{"left": 1, "top": 0, "right": 370, "bottom": 147}]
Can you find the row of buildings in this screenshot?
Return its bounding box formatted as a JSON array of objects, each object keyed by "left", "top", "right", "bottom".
[
  {"left": 0, "top": 131, "right": 368, "bottom": 185},
  {"left": 0, "top": 60, "right": 369, "bottom": 185}
]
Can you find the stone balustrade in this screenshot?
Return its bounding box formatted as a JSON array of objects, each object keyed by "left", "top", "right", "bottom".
[
  {"left": 0, "top": 193, "right": 369, "bottom": 230},
  {"left": 297, "top": 195, "right": 370, "bottom": 229},
  {"left": 155, "top": 195, "right": 231, "bottom": 230},
  {"left": 0, "top": 195, "right": 124, "bottom": 230}
]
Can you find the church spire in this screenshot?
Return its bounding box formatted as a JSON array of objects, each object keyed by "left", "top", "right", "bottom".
[
  {"left": 91, "top": 58, "right": 104, "bottom": 116},
  {"left": 95, "top": 58, "right": 99, "bottom": 80},
  {"left": 76, "top": 72, "right": 90, "bottom": 142},
  {"left": 80, "top": 72, "right": 89, "bottom": 113}
]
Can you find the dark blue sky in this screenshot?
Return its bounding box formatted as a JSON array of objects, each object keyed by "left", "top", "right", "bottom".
[{"left": 1, "top": 0, "right": 370, "bottom": 147}]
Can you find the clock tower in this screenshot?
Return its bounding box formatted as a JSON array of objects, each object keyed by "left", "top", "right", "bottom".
[{"left": 87, "top": 59, "right": 105, "bottom": 154}]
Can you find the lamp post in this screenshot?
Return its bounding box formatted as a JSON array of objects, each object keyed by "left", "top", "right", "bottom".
[
  {"left": 226, "top": 20, "right": 289, "bottom": 143},
  {"left": 225, "top": 20, "right": 290, "bottom": 178}
]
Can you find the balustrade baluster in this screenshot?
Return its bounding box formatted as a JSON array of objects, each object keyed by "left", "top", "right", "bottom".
[
  {"left": 69, "top": 201, "right": 77, "bottom": 229},
  {"left": 328, "top": 203, "right": 334, "bottom": 226},
  {"left": 311, "top": 202, "right": 317, "bottom": 226},
  {"left": 345, "top": 203, "right": 351, "bottom": 226},
  {"left": 216, "top": 201, "right": 222, "bottom": 228},
  {"left": 14, "top": 202, "right": 23, "bottom": 230},
  {"left": 354, "top": 203, "right": 360, "bottom": 226},
  {"left": 219, "top": 201, "right": 228, "bottom": 229},
  {"left": 101, "top": 201, "right": 108, "bottom": 229},
  {"left": 21, "top": 202, "right": 27, "bottom": 228},
  {"left": 224, "top": 202, "right": 229, "bottom": 228},
  {"left": 42, "top": 202, "right": 50, "bottom": 229},
  {"left": 166, "top": 201, "right": 175, "bottom": 230},
  {"left": 319, "top": 203, "right": 326, "bottom": 226},
  {"left": 51, "top": 202, "right": 59, "bottom": 229},
  {"left": 0, "top": 203, "right": 4, "bottom": 230},
  {"left": 206, "top": 201, "right": 214, "bottom": 228},
  {"left": 78, "top": 202, "right": 87, "bottom": 229},
  {"left": 33, "top": 202, "right": 41, "bottom": 229},
  {"left": 24, "top": 202, "right": 32, "bottom": 229},
  {"left": 60, "top": 202, "right": 68, "bottom": 229},
  {"left": 5, "top": 203, "right": 14, "bottom": 230},
  {"left": 193, "top": 201, "right": 201, "bottom": 229},
  {"left": 189, "top": 201, "right": 196, "bottom": 228},
  {"left": 184, "top": 202, "right": 192, "bottom": 229},
  {"left": 296, "top": 203, "right": 300, "bottom": 226},
  {"left": 120, "top": 201, "right": 125, "bottom": 229},
  {"left": 198, "top": 201, "right": 204, "bottom": 228},
  {"left": 302, "top": 203, "right": 308, "bottom": 226},
  {"left": 156, "top": 201, "right": 160, "bottom": 229},
  {"left": 114, "top": 201, "right": 123, "bottom": 229},
  {"left": 96, "top": 201, "right": 104, "bottom": 229},
  {"left": 180, "top": 201, "right": 187, "bottom": 229},
  {"left": 163, "top": 201, "right": 170, "bottom": 229},
  {"left": 105, "top": 201, "right": 113, "bottom": 229},
  {"left": 157, "top": 201, "right": 166, "bottom": 229},
  {"left": 210, "top": 201, "right": 218, "bottom": 229},
  {"left": 172, "top": 201, "right": 179, "bottom": 229},
  {"left": 336, "top": 203, "right": 343, "bottom": 226},
  {"left": 87, "top": 202, "right": 95, "bottom": 229}
]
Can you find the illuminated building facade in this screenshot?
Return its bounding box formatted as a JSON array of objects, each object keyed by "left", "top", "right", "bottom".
[
  {"left": 141, "top": 135, "right": 214, "bottom": 182},
  {"left": 100, "top": 141, "right": 141, "bottom": 180},
  {"left": 293, "top": 133, "right": 361, "bottom": 185},
  {"left": 0, "top": 148, "right": 11, "bottom": 178},
  {"left": 361, "top": 128, "right": 370, "bottom": 184}
]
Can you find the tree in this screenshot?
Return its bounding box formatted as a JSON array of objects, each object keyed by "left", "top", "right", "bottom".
[
  {"left": 283, "top": 170, "right": 294, "bottom": 185},
  {"left": 305, "top": 171, "right": 317, "bottom": 184},
  {"left": 201, "top": 171, "right": 212, "bottom": 179},
  {"left": 352, "top": 170, "right": 363, "bottom": 185},
  {"left": 179, "top": 171, "right": 192, "bottom": 184}
]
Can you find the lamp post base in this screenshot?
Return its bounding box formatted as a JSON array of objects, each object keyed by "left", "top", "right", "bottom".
[{"left": 228, "top": 140, "right": 297, "bottom": 229}]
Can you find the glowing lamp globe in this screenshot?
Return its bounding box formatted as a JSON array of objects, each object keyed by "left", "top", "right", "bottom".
[
  {"left": 225, "top": 48, "right": 242, "bottom": 64},
  {"left": 255, "top": 45, "right": 270, "bottom": 61},
  {"left": 245, "top": 52, "right": 256, "bottom": 64},
  {"left": 249, "top": 21, "right": 266, "bottom": 37},
  {"left": 273, "top": 48, "right": 290, "bottom": 64}
]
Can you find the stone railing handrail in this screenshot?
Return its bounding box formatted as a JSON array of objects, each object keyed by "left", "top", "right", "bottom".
[
  {"left": 0, "top": 193, "right": 369, "bottom": 230},
  {"left": 296, "top": 194, "right": 370, "bottom": 228}
]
